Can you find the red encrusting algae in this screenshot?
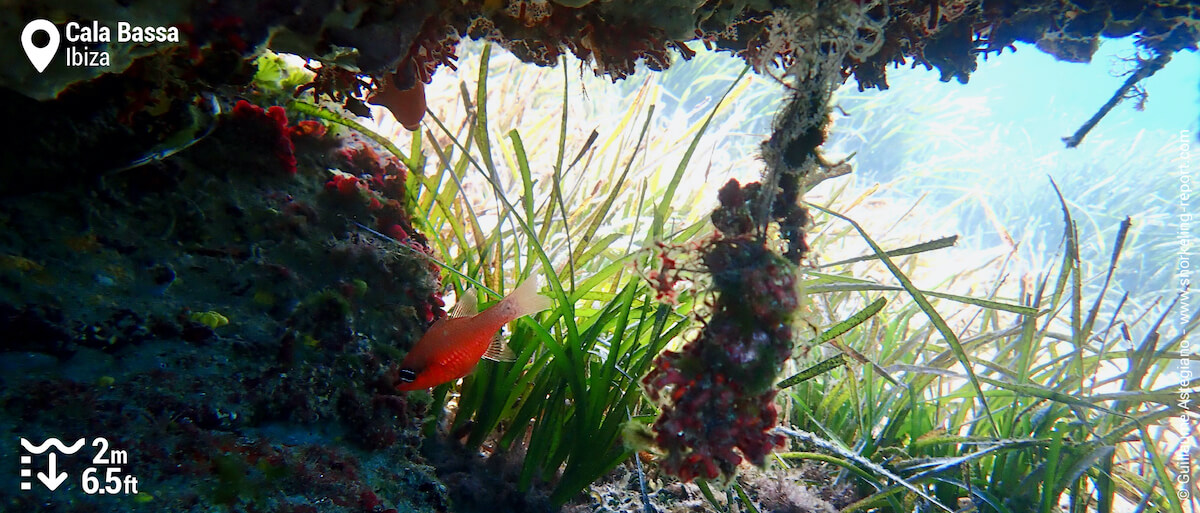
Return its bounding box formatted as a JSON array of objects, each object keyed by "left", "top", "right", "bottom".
[
  {"left": 228, "top": 100, "right": 321, "bottom": 175},
  {"left": 322, "top": 139, "right": 445, "bottom": 325}
]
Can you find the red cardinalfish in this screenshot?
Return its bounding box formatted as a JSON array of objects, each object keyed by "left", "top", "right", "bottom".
[{"left": 396, "top": 277, "right": 552, "bottom": 391}]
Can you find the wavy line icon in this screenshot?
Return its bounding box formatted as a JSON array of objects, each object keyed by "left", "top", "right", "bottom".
[{"left": 20, "top": 438, "right": 85, "bottom": 454}]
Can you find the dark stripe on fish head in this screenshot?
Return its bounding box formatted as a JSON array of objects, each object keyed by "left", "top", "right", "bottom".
[{"left": 398, "top": 368, "right": 417, "bottom": 383}]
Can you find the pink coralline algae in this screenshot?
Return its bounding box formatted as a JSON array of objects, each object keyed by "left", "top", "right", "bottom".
[{"left": 643, "top": 179, "right": 799, "bottom": 482}]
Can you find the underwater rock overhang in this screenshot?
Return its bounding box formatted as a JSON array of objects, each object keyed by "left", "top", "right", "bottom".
[
  {"left": 0, "top": 0, "right": 1195, "bottom": 180},
  {"left": 2, "top": 0, "right": 1198, "bottom": 98},
  {"left": 2, "top": 0, "right": 1196, "bottom": 188}
]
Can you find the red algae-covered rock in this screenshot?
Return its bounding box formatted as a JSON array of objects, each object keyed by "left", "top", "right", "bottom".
[
  {"left": 0, "top": 90, "right": 450, "bottom": 512},
  {"left": 228, "top": 100, "right": 298, "bottom": 175},
  {"left": 320, "top": 138, "right": 444, "bottom": 326},
  {"left": 324, "top": 141, "right": 418, "bottom": 243}
]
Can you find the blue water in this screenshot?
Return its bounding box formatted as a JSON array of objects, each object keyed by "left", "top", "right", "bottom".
[
  {"left": 967, "top": 37, "right": 1198, "bottom": 151},
  {"left": 832, "top": 39, "right": 1198, "bottom": 302}
]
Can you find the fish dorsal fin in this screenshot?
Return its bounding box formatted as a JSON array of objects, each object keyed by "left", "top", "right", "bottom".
[
  {"left": 481, "top": 332, "right": 516, "bottom": 362},
  {"left": 449, "top": 289, "right": 478, "bottom": 318}
]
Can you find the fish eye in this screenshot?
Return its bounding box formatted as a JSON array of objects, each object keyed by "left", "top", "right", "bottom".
[{"left": 398, "top": 369, "right": 416, "bottom": 382}]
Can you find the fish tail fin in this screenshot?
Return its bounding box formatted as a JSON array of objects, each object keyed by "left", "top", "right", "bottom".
[{"left": 505, "top": 275, "right": 553, "bottom": 319}]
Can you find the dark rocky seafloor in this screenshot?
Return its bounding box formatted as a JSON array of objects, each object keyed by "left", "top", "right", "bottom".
[{"left": 0, "top": 92, "right": 459, "bottom": 511}]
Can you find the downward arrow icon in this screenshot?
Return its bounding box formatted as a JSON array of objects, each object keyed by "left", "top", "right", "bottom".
[{"left": 37, "top": 453, "right": 68, "bottom": 491}]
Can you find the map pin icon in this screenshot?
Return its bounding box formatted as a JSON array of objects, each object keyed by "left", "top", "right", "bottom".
[{"left": 22, "top": 19, "right": 59, "bottom": 73}]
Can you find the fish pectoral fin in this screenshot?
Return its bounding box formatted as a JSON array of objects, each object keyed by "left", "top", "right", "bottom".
[
  {"left": 481, "top": 333, "right": 516, "bottom": 362},
  {"left": 449, "top": 289, "right": 479, "bottom": 318}
]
